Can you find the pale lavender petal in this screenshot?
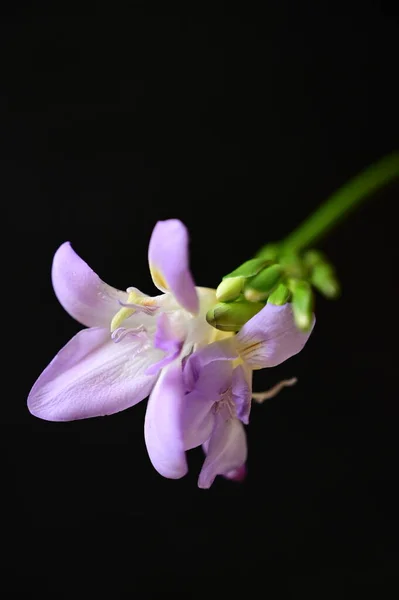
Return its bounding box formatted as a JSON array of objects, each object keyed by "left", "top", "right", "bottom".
[
  {"left": 28, "top": 327, "right": 159, "bottom": 421},
  {"left": 231, "top": 365, "right": 252, "bottom": 425},
  {"left": 145, "top": 313, "right": 184, "bottom": 376},
  {"left": 236, "top": 303, "right": 315, "bottom": 369},
  {"left": 198, "top": 414, "right": 247, "bottom": 489},
  {"left": 182, "top": 359, "right": 233, "bottom": 449},
  {"left": 223, "top": 464, "right": 247, "bottom": 482},
  {"left": 144, "top": 361, "right": 188, "bottom": 479},
  {"left": 182, "top": 390, "right": 215, "bottom": 450},
  {"left": 148, "top": 219, "right": 199, "bottom": 314},
  {"left": 52, "top": 242, "right": 128, "bottom": 327},
  {"left": 183, "top": 338, "right": 237, "bottom": 392}
]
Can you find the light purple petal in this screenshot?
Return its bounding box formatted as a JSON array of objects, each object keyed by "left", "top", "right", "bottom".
[
  {"left": 198, "top": 414, "right": 247, "bottom": 489},
  {"left": 52, "top": 242, "right": 128, "bottom": 328},
  {"left": 182, "top": 390, "right": 215, "bottom": 450},
  {"left": 28, "top": 327, "right": 159, "bottom": 421},
  {"left": 145, "top": 313, "right": 184, "bottom": 376},
  {"left": 148, "top": 219, "right": 199, "bottom": 314},
  {"left": 183, "top": 338, "right": 237, "bottom": 392},
  {"left": 236, "top": 303, "right": 315, "bottom": 369},
  {"left": 144, "top": 361, "right": 188, "bottom": 479},
  {"left": 231, "top": 365, "right": 252, "bottom": 425},
  {"left": 182, "top": 360, "right": 233, "bottom": 450}
]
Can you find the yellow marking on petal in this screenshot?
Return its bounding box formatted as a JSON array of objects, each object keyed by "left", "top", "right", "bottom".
[
  {"left": 150, "top": 266, "right": 168, "bottom": 291},
  {"left": 110, "top": 289, "right": 150, "bottom": 332},
  {"left": 232, "top": 356, "right": 244, "bottom": 368}
]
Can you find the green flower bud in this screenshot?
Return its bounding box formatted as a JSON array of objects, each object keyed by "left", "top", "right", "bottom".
[
  {"left": 279, "top": 251, "right": 305, "bottom": 279},
  {"left": 225, "top": 258, "right": 269, "bottom": 280},
  {"left": 303, "top": 249, "right": 326, "bottom": 269},
  {"left": 256, "top": 243, "right": 279, "bottom": 261},
  {"left": 216, "top": 276, "right": 245, "bottom": 302},
  {"left": 311, "top": 263, "right": 340, "bottom": 299},
  {"left": 206, "top": 301, "right": 264, "bottom": 332},
  {"left": 216, "top": 258, "right": 268, "bottom": 302},
  {"left": 244, "top": 264, "right": 284, "bottom": 302},
  {"left": 288, "top": 279, "right": 314, "bottom": 331},
  {"left": 267, "top": 283, "right": 291, "bottom": 306}
]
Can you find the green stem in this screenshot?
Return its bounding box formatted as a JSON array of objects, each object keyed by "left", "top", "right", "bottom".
[{"left": 283, "top": 152, "right": 399, "bottom": 251}]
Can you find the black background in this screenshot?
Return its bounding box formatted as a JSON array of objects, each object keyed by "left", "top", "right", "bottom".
[{"left": 2, "top": 2, "right": 398, "bottom": 596}]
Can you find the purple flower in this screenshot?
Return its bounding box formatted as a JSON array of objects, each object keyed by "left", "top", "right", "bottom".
[
  {"left": 28, "top": 219, "right": 219, "bottom": 479},
  {"left": 28, "top": 217, "right": 315, "bottom": 488},
  {"left": 148, "top": 302, "right": 315, "bottom": 488}
]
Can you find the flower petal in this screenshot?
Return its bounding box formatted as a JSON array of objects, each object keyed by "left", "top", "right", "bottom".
[
  {"left": 145, "top": 313, "right": 184, "bottom": 376},
  {"left": 182, "top": 360, "right": 233, "bottom": 450},
  {"left": 183, "top": 338, "right": 237, "bottom": 392},
  {"left": 236, "top": 303, "right": 315, "bottom": 369},
  {"left": 28, "top": 327, "right": 159, "bottom": 421},
  {"left": 52, "top": 242, "right": 128, "bottom": 327},
  {"left": 198, "top": 414, "right": 247, "bottom": 489},
  {"left": 144, "top": 361, "right": 188, "bottom": 479},
  {"left": 231, "top": 365, "right": 252, "bottom": 425},
  {"left": 148, "top": 219, "right": 199, "bottom": 314}
]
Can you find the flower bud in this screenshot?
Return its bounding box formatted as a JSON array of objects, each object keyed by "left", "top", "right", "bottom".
[
  {"left": 244, "top": 264, "right": 284, "bottom": 302},
  {"left": 288, "top": 279, "right": 314, "bottom": 331},
  {"left": 206, "top": 301, "right": 264, "bottom": 332},
  {"left": 256, "top": 243, "right": 279, "bottom": 261},
  {"left": 216, "top": 258, "right": 268, "bottom": 302},
  {"left": 311, "top": 263, "right": 340, "bottom": 299},
  {"left": 279, "top": 250, "right": 305, "bottom": 279},
  {"left": 216, "top": 276, "right": 245, "bottom": 302},
  {"left": 267, "top": 283, "right": 291, "bottom": 306},
  {"left": 303, "top": 249, "right": 326, "bottom": 269}
]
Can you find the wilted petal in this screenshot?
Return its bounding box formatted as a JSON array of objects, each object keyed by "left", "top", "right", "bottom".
[
  {"left": 148, "top": 219, "right": 199, "bottom": 314},
  {"left": 28, "top": 328, "right": 159, "bottom": 421},
  {"left": 236, "top": 303, "right": 315, "bottom": 369},
  {"left": 145, "top": 313, "right": 184, "bottom": 376},
  {"left": 198, "top": 413, "right": 247, "bottom": 489},
  {"left": 144, "top": 361, "right": 188, "bottom": 479},
  {"left": 52, "top": 242, "right": 128, "bottom": 327},
  {"left": 223, "top": 464, "right": 247, "bottom": 482},
  {"left": 231, "top": 365, "right": 252, "bottom": 425}
]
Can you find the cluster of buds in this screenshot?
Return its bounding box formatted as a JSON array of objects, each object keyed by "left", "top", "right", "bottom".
[{"left": 209, "top": 244, "right": 340, "bottom": 333}]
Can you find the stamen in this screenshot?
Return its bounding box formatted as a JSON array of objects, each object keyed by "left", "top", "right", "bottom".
[
  {"left": 111, "top": 325, "right": 147, "bottom": 343},
  {"left": 110, "top": 288, "right": 158, "bottom": 332},
  {"left": 215, "top": 388, "right": 236, "bottom": 418},
  {"left": 118, "top": 300, "right": 158, "bottom": 315},
  {"left": 252, "top": 378, "right": 297, "bottom": 403}
]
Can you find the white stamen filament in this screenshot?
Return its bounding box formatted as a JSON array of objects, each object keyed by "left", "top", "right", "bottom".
[
  {"left": 111, "top": 325, "right": 147, "bottom": 343},
  {"left": 252, "top": 378, "right": 297, "bottom": 403}
]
